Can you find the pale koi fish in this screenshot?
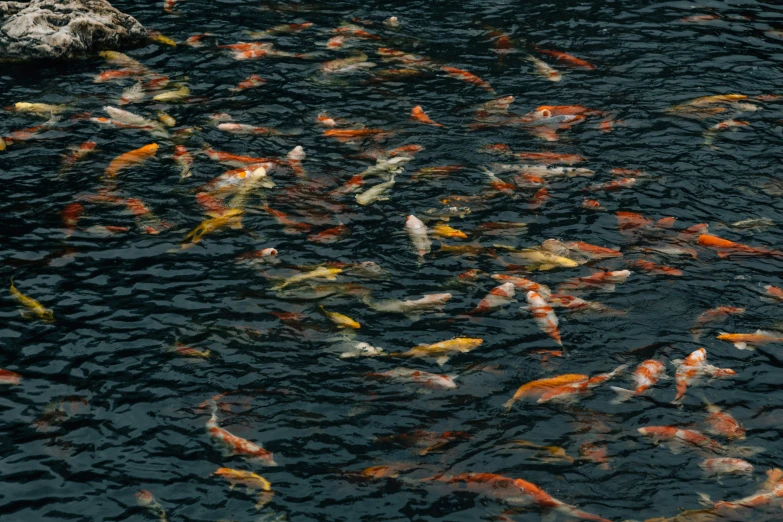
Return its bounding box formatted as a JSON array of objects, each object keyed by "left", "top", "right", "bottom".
[{"left": 369, "top": 368, "right": 458, "bottom": 389}]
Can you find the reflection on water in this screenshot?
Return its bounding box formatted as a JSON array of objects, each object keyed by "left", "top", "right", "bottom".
[{"left": 2, "top": 0, "right": 783, "bottom": 520}]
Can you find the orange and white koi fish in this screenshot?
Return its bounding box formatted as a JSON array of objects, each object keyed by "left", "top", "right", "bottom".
[
  {"left": 236, "top": 248, "right": 278, "bottom": 266},
  {"left": 526, "top": 291, "right": 562, "bottom": 346},
  {"left": 326, "top": 35, "right": 345, "bottom": 49},
  {"left": 405, "top": 215, "right": 431, "bottom": 262},
  {"left": 763, "top": 284, "right": 783, "bottom": 302},
  {"left": 717, "top": 330, "right": 783, "bottom": 350},
  {"left": 206, "top": 400, "right": 276, "bottom": 465},
  {"left": 672, "top": 348, "right": 735, "bottom": 404},
  {"left": 471, "top": 282, "right": 515, "bottom": 314},
  {"left": 610, "top": 359, "right": 667, "bottom": 403},
  {"left": 105, "top": 143, "right": 158, "bottom": 178},
  {"left": 334, "top": 25, "right": 380, "bottom": 40},
  {"left": 628, "top": 259, "right": 683, "bottom": 277},
  {"left": 370, "top": 368, "right": 457, "bottom": 389},
  {"left": 704, "top": 400, "right": 745, "bottom": 440},
  {"left": 214, "top": 468, "right": 272, "bottom": 508},
  {"left": 61, "top": 141, "right": 97, "bottom": 169},
  {"left": 582, "top": 199, "right": 603, "bottom": 210},
  {"left": 638, "top": 426, "right": 726, "bottom": 455},
  {"left": 537, "top": 48, "right": 596, "bottom": 70},
  {"left": 541, "top": 239, "right": 621, "bottom": 262},
  {"left": 528, "top": 55, "right": 561, "bottom": 81},
  {"left": 586, "top": 177, "right": 636, "bottom": 191},
  {"left": 230, "top": 74, "right": 266, "bottom": 92},
  {"left": 558, "top": 270, "right": 631, "bottom": 293},
  {"left": 698, "top": 233, "right": 782, "bottom": 258},
  {"left": 427, "top": 473, "right": 611, "bottom": 522},
  {"left": 286, "top": 145, "right": 306, "bottom": 177},
  {"left": 503, "top": 374, "right": 589, "bottom": 409},
  {"left": 491, "top": 274, "right": 551, "bottom": 299},
  {"left": 708, "top": 469, "right": 783, "bottom": 511},
  {"left": 172, "top": 145, "right": 193, "bottom": 179},
  {"left": 321, "top": 52, "right": 376, "bottom": 73},
  {"left": 700, "top": 458, "right": 754, "bottom": 476},
  {"left": 217, "top": 123, "right": 280, "bottom": 136},
  {"left": 94, "top": 68, "right": 143, "bottom": 83},
  {"left": 410, "top": 106, "right": 442, "bottom": 127},
  {"left": 515, "top": 152, "right": 585, "bottom": 164},
  {"left": 0, "top": 369, "right": 21, "bottom": 385},
  {"left": 441, "top": 66, "right": 494, "bottom": 91},
  {"left": 537, "top": 364, "right": 627, "bottom": 404},
  {"left": 692, "top": 306, "right": 745, "bottom": 331},
  {"left": 203, "top": 147, "right": 270, "bottom": 168}
]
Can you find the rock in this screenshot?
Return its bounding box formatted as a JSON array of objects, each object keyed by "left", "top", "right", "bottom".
[{"left": 0, "top": 0, "right": 146, "bottom": 63}]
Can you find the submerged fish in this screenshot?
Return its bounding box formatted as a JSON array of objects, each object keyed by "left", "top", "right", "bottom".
[{"left": 10, "top": 278, "right": 54, "bottom": 322}]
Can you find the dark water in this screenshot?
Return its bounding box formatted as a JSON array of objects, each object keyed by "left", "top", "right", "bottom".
[{"left": 3, "top": 0, "right": 783, "bottom": 520}]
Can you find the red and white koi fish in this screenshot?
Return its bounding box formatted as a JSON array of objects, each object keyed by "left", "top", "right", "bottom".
[
  {"left": 638, "top": 426, "right": 726, "bottom": 455},
  {"left": 206, "top": 400, "right": 277, "bottom": 466},
  {"left": 763, "top": 284, "right": 783, "bottom": 303},
  {"left": 558, "top": 270, "right": 631, "bottom": 293},
  {"left": 672, "top": 348, "right": 736, "bottom": 404},
  {"left": 525, "top": 291, "right": 561, "bottom": 345},
  {"left": 708, "top": 469, "right": 783, "bottom": 511},
  {"left": 704, "top": 400, "right": 745, "bottom": 440},
  {"left": 173, "top": 145, "right": 193, "bottom": 179},
  {"left": 369, "top": 368, "right": 457, "bottom": 389},
  {"left": 203, "top": 147, "right": 271, "bottom": 168},
  {"left": 537, "top": 364, "right": 627, "bottom": 404},
  {"left": 230, "top": 74, "right": 266, "bottom": 92},
  {"left": 426, "top": 473, "right": 611, "bottom": 522},
  {"left": 610, "top": 359, "right": 667, "bottom": 403},
  {"left": 628, "top": 259, "right": 683, "bottom": 277},
  {"left": 471, "top": 282, "right": 515, "bottom": 314}
]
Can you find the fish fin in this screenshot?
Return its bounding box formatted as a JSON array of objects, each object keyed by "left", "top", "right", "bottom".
[
  {"left": 609, "top": 386, "right": 635, "bottom": 404},
  {"left": 733, "top": 342, "right": 753, "bottom": 351},
  {"left": 761, "top": 297, "right": 778, "bottom": 304},
  {"left": 697, "top": 493, "right": 712, "bottom": 507},
  {"left": 671, "top": 359, "right": 682, "bottom": 366},
  {"left": 541, "top": 511, "right": 557, "bottom": 522},
  {"left": 435, "top": 356, "right": 450, "bottom": 367},
  {"left": 407, "top": 314, "right": 421, "bottom": 322},
  {"left": 447, "top": 374, "right": 459, "bottom": 382},
  {"left": 501, "top": 398, "right": 515, "bottom": 411}
]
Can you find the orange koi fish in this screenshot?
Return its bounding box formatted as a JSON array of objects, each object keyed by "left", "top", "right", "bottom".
[
  {"left": 410, "top": 106, "right": 443, "bottom": 127},
  {"left": 206, "top": 400, "right": 277, "bottom": 466},
  {"left": 717, "top": 330, "right": 783, "bottom": 350},
  {"left": 516, "top": 152, "right": 585, "bottom": 164},
  {"left": 441, "top": 66, "right": 494, "bottom": 91},
  {"left": 764, "top": 285, "right": 783, "bottom": 302},
  {"left": 105, "top": 143, "right": 158, "bottom": 178},
  {"left": 582, "top": 199, "right": 603, "bottom": 210},
  {"left": 698, "top": 233, "right": 782, "bottom": 258},
  {"left": 94, "top": 68, "right": 142, "bottom": 83},
  {"left": 558, "top": 270, "right": 631, "bottom": 293},
  {"left": 263, "top": 204, "right": 311, "bottom": 234},
  {"left": 526, "top": 291, "right": 562, "bottom": 346},
  {"left": 628, "top": 259, "right": 683, "bottom": 276},
  {"left": 203, "top": 147, "right": 271, "bottom": 168},
  {"left": 491, "top": 274, "right": 551, "bottom": 299},
  {"left": 62, "top": 203, "right": 84, "bottom": 235},
  {"left": 428, "top": 473, "right": 611, "bottom": 522},
  {"left": 692, "top": 306, "right": 745, "bottom": 330},
  {"left": 308, "top": 225, "right": 349, "bottom": 243},
  {"left": 537, "top": 364, "right": 627, "bottom": 404},
  {"left": 323, "top": 128, "right": 389, "bottom": 141},
  {"left": 230, "top": 74, "right": 266, "bottom": 92},
  {"left": 503, "top": 374, "right": 589, "bottom": 409},
  {"left": 470, "top": 282, "right": 515, "bottom": 314},
  {"left": 538, "top": 48, "right": 596, "bottom": 70},
  {"left": 611, "top": 359, "right": 666, "bottom": 402},
  {"left": 0, "top": 369, "right": 21, "bottom": 385}
]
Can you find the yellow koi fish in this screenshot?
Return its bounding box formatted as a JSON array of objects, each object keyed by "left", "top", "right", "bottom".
[
  {"left": 214, "top": 467, "right": 273, "bottom": 508},
  {"left": 271, "top": 267, "right": 341, "bottom": 291},
  {"left": 399, "top": 337, "right": 482, "bottom": 366},
  {"left": 183, "top": 208, "right": 244, "bottom": 246},
  {"left": 153, "top": 86, "right": 190, "bottom": 102},
  {"left": 320, "top": 306, "right": 361, "bottom": 329},
  {"left": 10, "top": 278, "right": 54, "bottom": 323}
]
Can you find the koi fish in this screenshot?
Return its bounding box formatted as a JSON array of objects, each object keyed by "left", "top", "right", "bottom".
[
  {"left": 62, "top": 202, "right": 84, "bottom": 235},
  {"left": 558, "top": 270, "right": 631, "bottom": 293},
  {"left": 698, "top": 233, "right": 782, "bottom": 258},
  {"left": 579, "top": 442, "right": 610, "bottom": 469},
  {"left": 582, "top": 199, "right": 603, "bottom": 210},
  {"left": 172, "top": 145, "right": 193, "bottom": 179},
  {"left": 182, "top": 208, "right": 244, "bottom": 246},
  {"left": 369, "top": 368, "right": 457, "bottom": 389},
  {"left": 707, "top": 469, "right": 783, "bottom": 511},
  {"left": 0, "top": 369, "right": 21, "bottom": 385},
  {"left": 428, "top": 473, "right": 611, "bottom": 522},
  {"left": 405, "top": 215, "right": 431, "bottom": 262},
  {"left": 430, "top": 223, "right": 466, "bottom": 239},
  {"left": 398, "top": 337, "right": 483, "bottom": 366},
  {"left": 587, "top": 177, "right": 636, "bottom": 191},
  {"left": 203, "top": 147, "right": 269, "bottom": 167},
  {"left": 206, "top": 400, "right": 276, "bottom": 465},
  {"left": 503, "top": 374, "right": 589, "bottom": 409},
  {"left": 704, "top": 400, "right": 745, "bottom": 440},
  {"left": 363, "top": 293, "right": 452, "bottom": 316},
  {"left": 537, "top": 364, "right": 627, "bottom": 404},
  {"left": 692, "top": 306, "right": 745, "bottom": 334},
  {"left": 61, "top": 141, "right": 97, "bottom": 170},
  {"left": 263, "top": 204, "right": 311, "bottom": 234},
  {"left": 100, "top": 50, "right": 146, "bottom": 70},
  {"left": 526, "top": 291, "right": 562, "bottom": 346},
  {"left": 217, "top": 123, "right": 281, "bottom": 136},
  {"left": 699, "top": 458, "right": 754, "bottom": 476},
  {"left": 763, "top": 285, "right": 783, "bottom": 303},
  {"left": 537, "top": 49, "right": 596, "bottom": 70},
  {"left": 271, "top": 266, "right": 342, "bottom": 291},
  {"left": 717, "top": 330, "right": 783, "bottom": 350},
  {"left": 528, "top": 56, "right": 562, "bottom": 81},
  {"left": 499, "top": 246, "right": 580, "bottom": 271},
  {"left": 13, "top": 102, "right": 67, "bottom": 115},
  {"left": 236, "top": 248, "right": 279, "bottom": 266},
  {"left": 628, "top": 259, "right": 683, "bottom": 277},
  {"left": 286, "top": 145, "right": 305, "bottom": 177},
  {"left": 638, "top": 426, "right": 726, "bottom": 455},
  {"left": 471, "top": 282, "right": 515, "bottom": 314},
  {"left": 672, "top": 348, "right": 735, "bottom": 404},
  {"left": 170, "top": 343, "right": 211, "bottom": 359},
  {"left": 214, "top": 468, "right": 273, "bottom": 508},
  {"left": 610, "top": 359, "right": 667, "bottom": 403},
  {"left": 323, "top": 128, "right": 389, "bottom": 141},
  {"left": 516, "top": 152, "right": 586, "bottom": 164},
  {"left": 10, "top": 278, "right": 54, "bottom": 323},
  {"left": 321, "top": 52, "right": 376, "bottom": 73},
  {"left": 319, "top": 305, "right": 360, "bottom": 329},
  {"left": 356, "top": 174, "right": 396, "bottom": 205},
  {"left": 411, "top": 106, "right": 443, "bottom": 127},
  {"left": 491, "top": 275, "right": 551, "bottom": 299},
  {"left": 105, "top": 143, "right": 158, "bottom": 178},
  {"left": 152, "top": 86, "right": 190, "bottom": 102},
  {"left": 135, "top": 490, "right": 167, "bottom": 522},
  {"left": 247, "top": 22, "right": 313, "bottom": 38},
  {"left": 441, "top": 65, "right": 494, "bottom": 91},
  {"left": 541, "top": 239, "right": 622, "bottom": 262}
]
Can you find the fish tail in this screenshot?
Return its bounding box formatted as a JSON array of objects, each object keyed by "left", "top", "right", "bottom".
[
  {"left": 609, "top": 386, "right": 635, "bottom": 404},
  {"left": 501, "top": 398, "right": 515, "bottom": 411}
]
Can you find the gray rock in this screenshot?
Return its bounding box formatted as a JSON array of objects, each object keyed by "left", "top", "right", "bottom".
[{"left": 0, "top": 0, "right": 146, "bottom": 63}]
